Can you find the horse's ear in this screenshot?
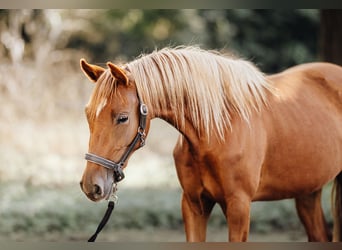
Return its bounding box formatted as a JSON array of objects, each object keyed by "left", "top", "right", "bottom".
[
  {"left": 107, "top": 62, "right": 129, "bottom": 85},
  {"left": 80, "top": 59, "right": 105, "bottom": 83}
]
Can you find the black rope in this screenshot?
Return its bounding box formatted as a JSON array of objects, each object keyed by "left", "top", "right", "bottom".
[{"left": 88, "top": 201, "right": 115, "bottom": 242}]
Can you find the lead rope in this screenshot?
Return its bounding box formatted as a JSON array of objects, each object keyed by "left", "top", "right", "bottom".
[{"left": 88, "top": 183, "right": 118, "bottom": 242}]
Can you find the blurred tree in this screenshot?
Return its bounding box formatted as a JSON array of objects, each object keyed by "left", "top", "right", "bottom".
[
  {"left": 0, "top": 10, "right": 71, "bottom": 65},
  {"left": 62, "top": 10, "right": 189, "bottom": 63},
  {"left": 320, "top": 10, "right": 342, "bottom": 66},
  {"left": 0, "top": 9, "right": 320, "bottom": 73},
  {"left": 0, "top": 10, "right": 36, "bottom": 63},
  {"left": 106, "top": 10, "right": 187, "bottom": 57},
  {"left": 199, "top": 9, "right": 319, "bottom": 73}
]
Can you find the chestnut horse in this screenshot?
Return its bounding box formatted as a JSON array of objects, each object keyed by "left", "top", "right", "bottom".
[{"left": 79, "top": 46, "right": 342, "bottom": 242}]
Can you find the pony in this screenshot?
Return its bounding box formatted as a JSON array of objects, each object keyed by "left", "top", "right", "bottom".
[{"left": 79, "top": 46, "right": 342, "bottom": 242}]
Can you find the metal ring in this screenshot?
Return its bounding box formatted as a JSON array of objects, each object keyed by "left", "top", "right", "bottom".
[{"left": 140, "top": 103, "right": 148, "bottom": 115}]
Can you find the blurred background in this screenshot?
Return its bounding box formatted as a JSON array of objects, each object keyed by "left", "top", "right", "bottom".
[{"left": 0, "top": 9, "right": 341, "bottom": 241}]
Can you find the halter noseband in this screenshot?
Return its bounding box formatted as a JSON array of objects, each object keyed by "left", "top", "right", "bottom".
[{"left": 85, "top": 99, "right": 148, "bottom": 182}]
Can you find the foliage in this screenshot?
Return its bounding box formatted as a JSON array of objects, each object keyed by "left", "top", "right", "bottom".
[
  {"left": 204, "top": 9, "right": 319, "bottom": 72},
  {"left": 0, "top": 10, "right": 319, "bottom": 72}
]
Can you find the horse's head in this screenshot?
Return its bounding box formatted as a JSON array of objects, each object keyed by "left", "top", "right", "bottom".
[{"left": 79, "top": 59, "right": 150, "bottom": 202}]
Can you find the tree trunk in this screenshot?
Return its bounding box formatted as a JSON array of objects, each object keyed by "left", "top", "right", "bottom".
[{"left": 320, "top": 10, "right": 342, "bottom": 65}]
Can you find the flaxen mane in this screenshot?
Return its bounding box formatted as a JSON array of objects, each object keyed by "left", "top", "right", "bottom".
[
  {"left": 127, "top": 46, "right": 274, "bottom": 138},
  {"left": 89, "top": 46, "right": 275, "bottom": 139}
]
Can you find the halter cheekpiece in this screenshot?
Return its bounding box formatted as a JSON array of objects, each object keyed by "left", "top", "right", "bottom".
[{"left": 85, "top": 99, "right": 148, "bottom": 182}]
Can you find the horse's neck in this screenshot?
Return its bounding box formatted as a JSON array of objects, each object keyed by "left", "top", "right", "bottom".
[
  {"left": 155, "top": 109, "right": 214, "bottom": 152},
  {"left": 154, "top": 106, "right": 256, "bottom": 151}
]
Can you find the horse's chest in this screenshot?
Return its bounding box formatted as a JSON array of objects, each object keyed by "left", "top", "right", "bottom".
[{"left": 175, "top": 155, "right": 224, "bottom": 202}]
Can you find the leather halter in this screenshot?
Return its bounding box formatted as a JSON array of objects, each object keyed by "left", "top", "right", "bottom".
[{"left": 85, "top": 99, "right": 148, "bottom": 182}]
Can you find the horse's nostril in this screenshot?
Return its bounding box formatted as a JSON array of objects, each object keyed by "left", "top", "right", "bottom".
[
  {"left": 93, "top": 184, "right": 102, "bottom": 195},
  {"left": 80, "top": 181, "right": 83, "bottom": 189}
]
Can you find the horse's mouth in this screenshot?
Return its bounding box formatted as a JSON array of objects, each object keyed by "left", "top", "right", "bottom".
[
  {"left": 81, "top": 183, "right": 110, "bottom": 202},
  {"left": 85, "top": 192, "right": 103, "bottom": 202}
]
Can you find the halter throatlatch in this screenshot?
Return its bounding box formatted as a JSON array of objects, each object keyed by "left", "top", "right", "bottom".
[{"left": 85, "top": 101, "right": 148, "bottom": 183}]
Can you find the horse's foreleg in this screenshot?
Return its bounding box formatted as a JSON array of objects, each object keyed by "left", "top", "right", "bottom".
[
  {"left": 295, "top": 190, "right": 331, "bottom": 241},
  {"left": 224, "top": 194, "right": 251, "bottom": 242},
  {"left": 181, "top": 193, "right": 215, "bottom": 242}
]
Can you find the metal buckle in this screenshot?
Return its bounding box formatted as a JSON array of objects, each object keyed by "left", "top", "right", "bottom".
[
  {"left": 140, "top": 103, "right": 148, "bottom": 115},
  {"left": 114, "top": 167, "right": 125, "bottom": 182}
]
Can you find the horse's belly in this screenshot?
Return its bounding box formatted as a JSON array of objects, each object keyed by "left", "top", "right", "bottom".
[
  {"left": 253, "top": 170, "right": 335, "bottom": 201},
  {"left": 253, "top": 136, "right": 342, "bottom": 201},
  {"left": 253, "top": 84, "right": 342, "bottom": 201}
]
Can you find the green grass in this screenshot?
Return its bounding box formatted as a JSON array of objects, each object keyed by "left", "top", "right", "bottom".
[{"left": 0, "top": 181, "right": 334, "bottom": 240}]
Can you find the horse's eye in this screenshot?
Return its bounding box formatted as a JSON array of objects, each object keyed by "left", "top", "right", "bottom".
[{"left": 117, "top": 115, "right": 129, "bottom": 124}]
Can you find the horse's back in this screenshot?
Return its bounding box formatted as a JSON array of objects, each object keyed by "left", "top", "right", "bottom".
[{"left": 269, "top": 62, "right": 342, "bottom": 108}]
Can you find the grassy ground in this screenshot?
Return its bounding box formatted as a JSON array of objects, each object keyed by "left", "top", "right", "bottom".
[{"left": 0, "top": 181, "right": 332, "bottom": 242}]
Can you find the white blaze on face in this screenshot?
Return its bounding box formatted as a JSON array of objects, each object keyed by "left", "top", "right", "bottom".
[{"left": 96, "top": 98, "right": 108, "bottom": 117}]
